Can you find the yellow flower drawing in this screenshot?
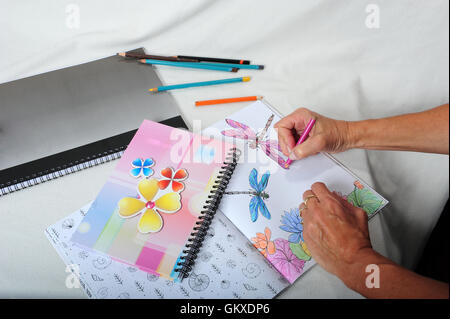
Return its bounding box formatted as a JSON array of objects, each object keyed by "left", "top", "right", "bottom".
[{"left": 118, "top": 178, "right": 181, "bottom": 234}]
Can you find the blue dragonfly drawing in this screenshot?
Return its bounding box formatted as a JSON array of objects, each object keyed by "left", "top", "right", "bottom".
[{"left": 224, "top": 168, "right": 271, "bottom": 222}]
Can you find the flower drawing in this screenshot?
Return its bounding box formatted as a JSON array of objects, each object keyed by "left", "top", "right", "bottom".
[
  {"left": 289, "top": 242, "right": 312, "bottom": 261},
  {"left": 346, "top": 180, "right": 384, "bottom": 215},
  {"left": 130, "top": 158, "right": 155, "bottom": 178},
  {"left": 354, "top": 180, "right": 364, "bottom": 190},
  {"left": 118, "top": 178, "right": 181, "bottom": 233},
  {"left": 266, "top": 238, "right": 305, "bottom": 283},
  {"left": 279, "top": 208, "right": 304, "bottom": 243},
  {"left": 251, "top": 227, "right": 276, "bottom": 257},
  {"left": 158, "top": 167, "right": 188, "bottom": 193}
]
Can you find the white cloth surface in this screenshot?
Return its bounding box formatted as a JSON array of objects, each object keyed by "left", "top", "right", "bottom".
[{"left": 0, "top": 0, "right": 448, "bottom": 298}]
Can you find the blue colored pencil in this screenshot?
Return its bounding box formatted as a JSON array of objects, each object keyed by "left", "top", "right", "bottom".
[
  {"left": 140, "top": 59, "right": 237, "bottom": 72},
  {"left": 149, "top": 76, "right": 251, "bottom": 92}
]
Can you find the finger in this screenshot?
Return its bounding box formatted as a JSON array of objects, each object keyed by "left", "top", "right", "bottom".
[
  {"left": 330, "top": 192, "right": 368, "bottom": 229},
  {"left": 302, "top": 189, "right": 320, "bottom": 208},
  {"left": 274, "top": 109, "right": 310, "bottom": 132},
  {"left": 331, "top": 191, "right": 364, "bottom": 216},
  {"left": 275, "top": 108, "right": 315, "bottom": 157},
  {"left": 298, "top": 202, "right": 307, "bottom": 219},
  {"left": 355, "top": 208, "right": 369, "bottom": 232},
  {"left": 331, "top": 191, "right": 355, "bottom": 211},
  {"left": 302, "top": 220, "right": 324, "bottom": 257},
  {"left": 289, "top": 135, "right": 326, "bottom": 160},
  {"left": 310, "top": 182, "right": 333, "bottom": 202},
  {"left": 276, "top": 127, "right": 296, "bottom": 156}
]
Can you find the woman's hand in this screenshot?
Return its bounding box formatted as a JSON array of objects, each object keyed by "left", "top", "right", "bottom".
[
  {"left": 275, "top": 104, "right": 449, "bottom": 158},
  {"left": 274, "top": 108, "right": 353, "bottom": 160},
  {"left": 300, "top": 182, "right": 376, "bottom": 287},
  {"left": 301, "top": 182, "right": 449, "bottom": 298}
]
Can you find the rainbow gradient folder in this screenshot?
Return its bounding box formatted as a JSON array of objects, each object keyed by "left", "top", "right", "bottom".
[{"left": 71, "top": 120, "right": 237, "bottom": 280}]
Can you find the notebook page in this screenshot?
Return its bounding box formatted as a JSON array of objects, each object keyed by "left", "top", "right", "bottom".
[
  {"left": 46, "top": 203, "right": 289, "bottom": 299},
  {"left": 203, "top": 101, "right": 388, "bottom": 284}
]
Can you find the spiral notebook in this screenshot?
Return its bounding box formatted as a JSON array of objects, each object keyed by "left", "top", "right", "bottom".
[
  {"left": 71, "top": 119, "right": 237, "bottom": 280},
  {"left": 70, "top": 100, "right": 388, "bottom": 286},
  {"left": 0, "top": 48, "right": 182, "bottom": 197}
]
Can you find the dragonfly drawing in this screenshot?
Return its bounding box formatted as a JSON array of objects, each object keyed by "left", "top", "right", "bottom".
[
  {"left": 224, "top": 168, "right": 271, "bottom": 222},
  {"left": 221, "top": 114, "right": 287, "bottom": 168}
]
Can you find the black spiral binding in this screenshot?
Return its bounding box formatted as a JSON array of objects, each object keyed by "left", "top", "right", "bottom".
[
  {"left": 175, "top": 147, "right": 240, "bottom": 280},
  {"left": 0, "top": 147, "right": 125, "bottom": 197}
]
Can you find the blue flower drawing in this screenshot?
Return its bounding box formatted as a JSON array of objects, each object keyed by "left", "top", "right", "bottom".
[
  {"left": 279, "top": 208, "right": 304, "bottom": 243},
  {"left": 130, "top": 158, "right": 155, "bottom": 178}
]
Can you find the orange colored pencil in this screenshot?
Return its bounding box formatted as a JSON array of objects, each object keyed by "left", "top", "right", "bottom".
[{"left": 195, "top": 95, "right": 262, "bottom": 107}]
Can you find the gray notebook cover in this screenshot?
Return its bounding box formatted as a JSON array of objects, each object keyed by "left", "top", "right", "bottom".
[{"left": 0, "top": 48, "right": 183, "bottom": 194}]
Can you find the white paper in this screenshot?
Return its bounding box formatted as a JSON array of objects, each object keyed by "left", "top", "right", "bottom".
[{"left": 45, "top": 203, "right": 290, "bottom": 299}]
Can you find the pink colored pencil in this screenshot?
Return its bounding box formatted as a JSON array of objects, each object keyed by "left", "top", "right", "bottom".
[{"left": 284, "top": 118, "right": 316, "bottom": 168}]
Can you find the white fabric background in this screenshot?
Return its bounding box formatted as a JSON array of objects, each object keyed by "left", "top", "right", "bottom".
[{"left": 0, "top": 0, "right": 448, "bottom": 298}]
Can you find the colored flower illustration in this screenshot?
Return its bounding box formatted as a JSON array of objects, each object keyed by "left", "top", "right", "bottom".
[
  {"left": 301, "top": 241, "right": 311, "bottom": 256},
  {"left": 251, "top": 227, "right": 276, "bottom": 257},
  {"left": 289, "top": 242, "right": 311, "bottom": 261},
  {"left": 130, "top": 158, "right": 155, "bottom": 178},
  {"left": 346, "top": 180, "right": 384, "bottom": 215},
  {"left": 266, "top": 238, "right": 305, "bottom": 283},
  {"left": 354, "top": 180, "right": 364, "bottom": 190},
  {"left": 158, "top": 167, "right": 188, "bottom": 192},
  {"left": 118, "top": 178, "right": 181, "bottom": 234},
  {"left": 279, "top": 208, "right": 304, "bottom": 243}
]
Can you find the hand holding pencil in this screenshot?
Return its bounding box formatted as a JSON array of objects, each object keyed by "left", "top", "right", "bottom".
[{"left": 274, "top": 108, "right": 352, "bottom": 161}]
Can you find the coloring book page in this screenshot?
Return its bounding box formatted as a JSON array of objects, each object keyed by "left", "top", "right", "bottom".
[
  {"left": 203, "top": 100, "right": 388, "bottom": 283},
  {"left": 46, "top": 203, "right": 290, "bottom": 299}
]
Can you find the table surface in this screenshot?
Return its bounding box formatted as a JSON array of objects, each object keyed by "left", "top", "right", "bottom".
[{"left": 0, "top": 0, "right": 448, "bottom": 298}]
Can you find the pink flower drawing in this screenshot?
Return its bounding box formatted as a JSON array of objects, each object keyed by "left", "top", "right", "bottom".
[{"left": 266, "top": 238, "right": 305, "bottom": 283}]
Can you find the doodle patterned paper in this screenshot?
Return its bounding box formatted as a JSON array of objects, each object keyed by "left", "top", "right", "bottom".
[
  {"left": 71, "top": 120, "right": 234, "bottom": 280},
  {"left": 45, "top": 204, "right": 289, "bottom": 299},
  {"left": 203, "top": 100, "right": 388, "bottom": 284}
]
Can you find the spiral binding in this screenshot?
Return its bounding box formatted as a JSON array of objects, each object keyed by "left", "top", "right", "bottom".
[
  {"left": 0, "top": 147, "right": 126, "bottom": 197},
  {"left": 174, "top": 147, "right": 240, "bottom": 280}
]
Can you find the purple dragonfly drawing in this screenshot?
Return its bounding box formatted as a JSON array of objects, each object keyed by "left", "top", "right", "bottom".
[{"left": 221, "top": 114, "right": 287, "bottom": 168}]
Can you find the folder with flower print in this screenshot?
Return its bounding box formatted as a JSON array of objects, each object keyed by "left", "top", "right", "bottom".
[{"left": 71, "top": 120, "right": 237, "bottom": 280}]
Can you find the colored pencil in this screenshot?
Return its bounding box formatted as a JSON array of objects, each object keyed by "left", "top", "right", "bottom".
[
  {"left": 118, "top": 52, "right": 198, "bottom": 62},
  {"left": 192, "top": 61, "right": 264, "bottom": 70},
  {"left": 195, "top": 96, "right": 263, "bottom": 107},
  {"left": 174, "top": 55, "right": 250, "bottom": 65},
  {"left": 284, "top": 118, "right": 316, "bottom": 168},
  {"left": 149, "top": 76, "right": 251, "bottom": 93},
  {"left": 139, "top": 59, "right": 238, "bottom": 72}
]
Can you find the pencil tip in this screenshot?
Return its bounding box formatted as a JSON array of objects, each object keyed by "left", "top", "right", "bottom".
[
  {"left": 231, "top": 68, "right": 239, "bottom": 73},
  {"left": 242, "top": 76, "right": 251, "bottom": 82},
  {"left": 258, "top": 65, "right": 264, "bottom": 70},
  {"left": 117, "top": 52, "right": 125, "bottom": 57}
]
